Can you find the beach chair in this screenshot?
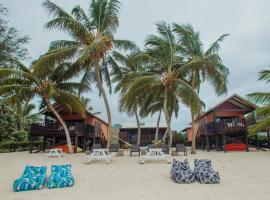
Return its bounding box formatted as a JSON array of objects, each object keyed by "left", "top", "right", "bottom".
[
  {"left": 160, "top": 143, "right": 170, "bottom": 154},
  {"left": 13, "top": 165, "right": 47, "bottom": 192},
  {"left": 176, "top": 144, "right": 187, "bottom": 156},
  {"left": 194, "top": 159, "right": 220, "bottom": 184},
  {"left": 92, "top": 143, "right": 101, "bottom": 149},
  {"left": 109, "top": 143, "right": 120, "bottom": 153},
  {"left": 170, "top": 159, "right": 195, "bottom": 183},
  {"left": 130, "top": 144, "right": 140, "bottom": 156},
  {"left": 47, "top": 164, "right": 75, "bottom": 189},
  {"left": 148, "top": 144, "right": 156, "bottom": 151}
]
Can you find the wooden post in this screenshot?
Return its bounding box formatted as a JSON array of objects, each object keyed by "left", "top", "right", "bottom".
[
  {"left": 223, "top": 133, "right": 226, "bottom": 153},
  {"left": 74, "top": 136, "right": 78, "bottom": 153},
  {"left": 267, "top": 131, "right": 270, "bottom": 150},
  {"left": 52, "top": 136, "right": 56, "bottom": 147},
  {"left": 255, "top": 134, "right": 259, "bottom": 150},
  {"left": 42, "top": 137, "right": 46, "bottom": 152},
  {"left": 83, "top": 137, "right": 86, "bottom": 152},
  {"left": 206, "top": 135, "right": 210, "bottom": 152},
  {"left": 29, "top": 137, "right": 33, "bottom": 153},
  {"left": 215, "top": 136, "right": 219, "bottom": 151},
  {"left": 246, "top": 132, "right": 249, "bottom": 152}
]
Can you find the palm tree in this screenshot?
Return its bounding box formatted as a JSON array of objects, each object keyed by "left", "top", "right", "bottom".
[
  {"left": 42, "top": 0, "right": 136, "bottom": 148},
  {"left": 173, "top": 24, "right": 229, "bottom": 154},
  {"left": 248, "top": 68, "right": 270, "bottom": 133},
  {"left": 112, "top": 50, "right": 144, "bottom": 144},
  {"left": 0, "top": 60, "right": 87, "bottom": 153},
  {"left": 121, "top": 22, "right": 201, "bottom": 148}
]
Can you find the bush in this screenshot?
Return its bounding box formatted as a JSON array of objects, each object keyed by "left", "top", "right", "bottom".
[
  {"left": 0, "top": 140, "right": 43, "bottom": 152},
  {"left": 176, "top": 132, "right": 185, "bottom": 144}
]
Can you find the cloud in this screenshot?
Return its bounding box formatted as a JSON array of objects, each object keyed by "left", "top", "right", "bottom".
[{"left": 2, "top": 0, "right": 270, "bottom": 130}]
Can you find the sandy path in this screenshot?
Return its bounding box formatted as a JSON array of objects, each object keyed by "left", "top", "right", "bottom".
[{"left": 0, "top": 151, "right": 269, "bottom": 200}]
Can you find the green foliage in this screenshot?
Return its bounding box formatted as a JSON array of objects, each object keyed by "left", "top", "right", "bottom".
[
  {"left": 0, "top": 100, "right": 40, "bottom": 142},
  {"left": 176, "top": 132, "right": 185, "bottom": 144},
  {"left": 0, "top": 140, "right": 42, "bottom": 152},
  {"left": 0, "top": 4, "right": 29, "bottom": 66},
  {"left": 0, "top": 100, "right": 17, "bottom": 141},
  {"left": 248, "top": 68, "right": 270, "bottom": 133}
]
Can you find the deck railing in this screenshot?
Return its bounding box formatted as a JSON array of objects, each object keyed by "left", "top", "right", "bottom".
[
  {"left": 30, "top": 122, "right": 91, "bottom": 137},
  {"left": 207, "top": 120, "right": 247, "bottom": 133}
]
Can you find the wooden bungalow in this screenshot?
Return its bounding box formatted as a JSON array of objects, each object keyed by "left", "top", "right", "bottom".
[
  {"left": 29, "top": 104, "right": 108, "bottom": 153},
  {"left": 195, "top": 94, "right": 257, "bottom": 152},
  {"left": 119, "top": 123, "right": 177, "bottom": 146}
]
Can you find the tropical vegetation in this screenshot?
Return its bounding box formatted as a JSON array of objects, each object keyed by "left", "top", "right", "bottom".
[
  {"left": 0, "top": 0, "right": 230, "bottom": 152},
  {"left": 248, "top": 68, "right": 270, "bottom": 133},
  {"left": 173, "top": 24, "right": 229, "bottom": 153}
]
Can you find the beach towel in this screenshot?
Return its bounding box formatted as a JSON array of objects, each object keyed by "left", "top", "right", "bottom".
[
  {"left": 170, "top": 159, "right": 195, "bottom": 183},
  {"left": 194, "top": 159, "right": 220, "bottom": 184},
  {"left": 13, "top": 165, "right": 47, "bottom": 192},
  {"left": 46, "top": 164, "right": 74, "bottom": 189}
]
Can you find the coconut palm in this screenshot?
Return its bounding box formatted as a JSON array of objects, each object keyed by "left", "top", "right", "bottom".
[
  {"left": 121, "top": 22, "right": 201, "bottom": 148},
  {"left": 173, "top": 24, "right": 229, "bottom": 154},
  {"left": 248, "top": 68, "right": 270, "bottom": 133},
  {"left": 112, "top": 50, "right": 145, "bottom": 144},
  {"left": 0, "top": 60, "right": 88, "bottom": 153},
  {"left": 41, "top": 0, "right": 136, "bottom": 147}
]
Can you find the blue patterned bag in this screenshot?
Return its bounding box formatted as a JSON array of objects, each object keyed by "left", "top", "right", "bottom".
[
  {"left": 13, "top": 165, "right": 47, "bottom": 192},
  {"left": 47, "top": 165, "right": 75, "bottom": 189},
  {"left": 194, "top": 159, "right": 220, "bottom": 184},
  {"left": 170, "top": 159, "right": 195, "bottom": 183}
]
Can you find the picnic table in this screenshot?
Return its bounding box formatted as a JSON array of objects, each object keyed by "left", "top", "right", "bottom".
[
  {"left": 47, "top": 148, "right": 64, "bottom": 158},
  {"left": 140, "top": 148, "right": 171, "bottom": 164},
  {"left": 85, "top": 148, "right": 113, "bottom": 164}
]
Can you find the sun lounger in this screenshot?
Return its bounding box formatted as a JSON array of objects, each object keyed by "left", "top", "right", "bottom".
[
  {"left": 176, "top": 144, "right": 187, "bottom": 156},
  {"left": 130, "top": 144, "right": 140, "bottom": 156},
  {"left": 170, "top": 159, "right": 195, "bottom": 183},
  {"left": 46, "top": 165, "right": 74, "bottom": 189},
  {"left": 13, "top": 165, "right": 47, "bottom": 192},
  {"left": 194, "top": 159, "right": 220, "bottom": 184},
  {"left": 109, "top": 143, "right": 120, "bottom": 153},
  {"left": 160, "top": 144, "right": 170, "bottom": 154}
]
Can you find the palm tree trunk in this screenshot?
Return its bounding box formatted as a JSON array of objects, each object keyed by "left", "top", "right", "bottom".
[
  {"left": 135, "top": 110, "right": 141, "bottom": 145},
  {"left": 163, "top": 86, "right": 172, "bottom": 148},
  {"left": 190, "top": 70, "right": 197, "bottom": 154},
  {"left": 190, "top": 110, "right": 196, "bottom": 154},
  {"left": 45, "top": 98, "right": 73, "bottom": 153},
  {"left": 155, "top": 110, "right": 162, "bottom": 141},
  {"left": 95, "top": 62, "right": 112, "bottom": 148}
]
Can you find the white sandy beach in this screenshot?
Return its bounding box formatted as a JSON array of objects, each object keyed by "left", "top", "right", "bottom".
[{"left": 0, "top": 150, "right": 270, "bottom": 200}]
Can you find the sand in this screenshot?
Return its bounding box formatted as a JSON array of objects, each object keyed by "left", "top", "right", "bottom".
[{"left": 0, "top": 150, "right": 270, "bottom": 200}]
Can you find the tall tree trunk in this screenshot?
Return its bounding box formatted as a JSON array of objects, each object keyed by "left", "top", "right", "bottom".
[
  {"left": 190, "top": 110, "right": 196, "bottom": 154},
  {"left": 135, "top": 110, "right": 141, "bottom": 145},
  {"left": 163, "top": 86, "right": 172, "bottom": 148},
  {"left": 45, "top": 98, "right": 73, "bottom": 153},
  {"left": 95, "top": 62, "right": 112, "bottom": 148},
  {"left": 190, "top": 70, "right": 197, "bottom": 154},
  {"left": 155, "top": 110, "right": 162, "bottom": 141}
]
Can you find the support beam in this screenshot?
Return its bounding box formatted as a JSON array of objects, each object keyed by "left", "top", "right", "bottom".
[
  {"left": 255, "top": 134, "right": 259, "bottom": 150},
  {"left": 52, "top": 136, "right": 56, "bottom": 147},
  {"left": 42, "top": 137, "right": 46, "bottom": 152},
  {"left": 83, "top": 137, "right": 86, "bottom": 152},
  {"left": 206, "top": 136, "right": 210, "bottom": 152},
  {"left": 29, "top": 137, "right": 33, "bottom": 153},
  {"left": 245, "top": 132, "right": 249, "bottom": 152},
  {"left": 74, "top": 136, "right": 78, "bottom": 153},
  {"left": 222, "top": 133, "right": 226, "bottom": 153},
  {"left": 267, "top": 131, "right": 270, "bottom": 150},
  {"left": 215, "top": 136, "right": 219, "bottom": 151}
]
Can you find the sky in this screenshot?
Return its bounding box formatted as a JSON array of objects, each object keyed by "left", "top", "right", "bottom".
[{"left": 2, "top": 0, "right": 270, "bottom": 131}]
